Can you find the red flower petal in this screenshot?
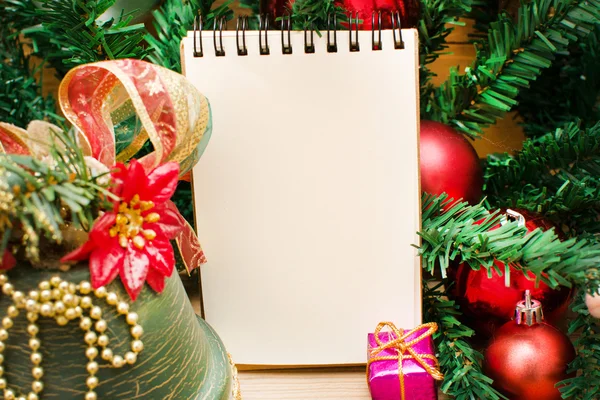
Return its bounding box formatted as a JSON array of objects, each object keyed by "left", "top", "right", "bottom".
[
  {"left": 120, "top": 160, "right": 148, "bottom": 202},
  {"left": 89, "top": 212, "right": 117, "bottom": 244},
  {"left": 61, "top": 240, "right": 97, "bottom": 263},
  {"left": 145, "top": 239, "right": 175, "bottom": 277},
  {"left": 0, "top": 250, "right": 16, "bottom": 270},
  {"left": 154, "top": 201, "right": 184, "bottom": 239},
  {"left": 143, "top": 162, "right": 179, "bottom": 203},
  {"left": 89, "top": 240, "right": 125, "bottom": 288},
  {"left": 146, "top": 268, "right": 166, "bottom": 293},
  {"left": 120, "top": 245, "right": 150, "bottom": 301},
  {"left": 109, "top": 162, "right": 128, "bottom": 197}
]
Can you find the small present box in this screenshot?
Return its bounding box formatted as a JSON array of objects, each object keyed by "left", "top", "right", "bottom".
[{"left": 367, "top": 322, "right": 443, "bottom": 400}]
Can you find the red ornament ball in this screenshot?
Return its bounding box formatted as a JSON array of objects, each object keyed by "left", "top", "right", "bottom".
[
  {"left": 484, "top": 294, "right": 575, "bottom": 400},
  {"left": 419, "top": 121, "right": 483, "bottom": 205},
  {"left": 260, "top": 0, "right": 293, "bottom": 18},
  {"left": 339, "top": 0, "right": 420, "bottom": 29},
  {"left": 451, "top": 209, "right": 571, "bottom": 338}
]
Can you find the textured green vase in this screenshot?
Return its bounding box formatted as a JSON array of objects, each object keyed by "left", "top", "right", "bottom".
[{"left": 1, "top": 264, "right": 232, "bottom": 399}]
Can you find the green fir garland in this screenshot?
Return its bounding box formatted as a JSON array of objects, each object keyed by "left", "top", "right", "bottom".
[{"left": 424, "top": 0, "right": 600, "bottom": 137}]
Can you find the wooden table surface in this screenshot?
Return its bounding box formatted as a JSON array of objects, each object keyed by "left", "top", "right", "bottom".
[{"left": 236, "top": 368, "right": 449, "bottom": 400}]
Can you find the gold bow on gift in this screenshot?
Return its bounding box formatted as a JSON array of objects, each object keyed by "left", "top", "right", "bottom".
[{"left": 367, "top": 322, "right": 444, "bottom": 400}]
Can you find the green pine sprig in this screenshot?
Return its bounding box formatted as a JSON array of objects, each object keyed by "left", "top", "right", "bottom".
[
  {"left": 424, "top": 0, "right": 600, "bottom": 137},
  {"left": 239, "top": 0, "right": 260, "bottom": 16},
  {"left": 418, "top": 0, "right": 474, "bottom": 115},
  {"left": 0, "top": 128, "right": 113, "bottom": 263},
  {"left": 423, "top": 279, "right": 506, "bottom": 400},
  {"left": 0, "top": 1, "right": 61, "bottom": 128},
  {"left": 20, "top": 0, "right": 147, "bottom": 77},
  {"left": 420, "top": 194, "right": 600, "bottom": 289},
  {"left": 289, "top": 0, "right": 348, "bottom": 31},
  {"left": 145, "top": 0, "right": 233, "bottom": 73},
  {"left": 518, "top": 25, "right": 600, "bottom": 137},
  {"left": 484, "top": 120, "right": 600, "bottom": 235}
]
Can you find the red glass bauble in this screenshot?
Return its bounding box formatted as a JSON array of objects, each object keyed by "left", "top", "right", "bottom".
[
  {"left": 453, "top": 261, "right": 571, "bottom": 337},
  {"left": 484, "top": 310, "right": 575, "bottom": 399},
  {"left": 260, "top": 0, "right": 294, "bottom": 17},
  {"left": 419, "top": 121, "right": 483, "bottom": 205},
  {"left": 338, "top": 0, "right": 420, "bottom": 29},
  {"left": 450, "top": 209, "right": 571, "bottom": 338}
]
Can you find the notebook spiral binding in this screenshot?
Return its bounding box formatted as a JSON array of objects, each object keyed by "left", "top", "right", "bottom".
[{"left": 192, "top": 11, "right": 405, "bottom": 58}]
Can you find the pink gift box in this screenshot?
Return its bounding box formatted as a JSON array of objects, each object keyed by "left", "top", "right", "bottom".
[{"left": 367, "top": 325, "right": 440, "bottom": 400}]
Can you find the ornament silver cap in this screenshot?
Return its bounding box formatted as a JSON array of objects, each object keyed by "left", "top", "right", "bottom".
[
  {"left": 515, "top": 290, "right": 544, "bottom": 326},
  {"left": 501, "top": 209, "right": 526, "bottom": 227}
]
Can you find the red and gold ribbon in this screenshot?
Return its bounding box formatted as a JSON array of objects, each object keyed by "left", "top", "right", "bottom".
[
  {"left": 367, "top": 322, "right": 444, "bottom": 400},
  {"left": 0, "top": 59, "right": 212, "bottom": 271}
]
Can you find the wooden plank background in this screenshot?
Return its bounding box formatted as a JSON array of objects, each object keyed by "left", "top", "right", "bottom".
[{"left": 37, "top": 3, "right": 526, "bottom": 399}]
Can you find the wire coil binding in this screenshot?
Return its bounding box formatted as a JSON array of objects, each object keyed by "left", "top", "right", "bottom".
[
  {"left": 348, "top": 12, "right": 360, "bottom": 52},
  {"left": 304, "top": 23, "right": 315, "bottom": 54},
  {"left": 372, "top": 11, "right": 383, "bottom": 51},
  {"left": 327, "top": 14, "right": 338, "bottom": 53},
  {"left": 281, "top": 16, "right": 293, "bottom": 54},
  {"left": 192, "top": 12, "right": 407, "bottom": 57},
  {"left": 236, "top": 16, "right": 248, "bottom": 56},
  {"left": 259, "top": 14, "right": 270, "bottom": 55},
  {"left": 193, "top": 12, "right": 203, "bottom": 57},
  {"left": 213, "top": 16, "right": 226, "bottom": 57}
]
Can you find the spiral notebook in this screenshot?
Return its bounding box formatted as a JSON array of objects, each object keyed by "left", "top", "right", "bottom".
[{"left": 181, "top": 16, "right": 421, "bottom": 366}]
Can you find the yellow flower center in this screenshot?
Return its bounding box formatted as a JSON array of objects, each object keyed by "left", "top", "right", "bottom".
[{"left": 109, "top": 194, "right": 160, "bottom": 249}]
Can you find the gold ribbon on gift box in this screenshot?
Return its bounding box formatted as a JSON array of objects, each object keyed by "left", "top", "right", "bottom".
[{"left": 367, "top": 322, "right": 444, "bottom": 400}]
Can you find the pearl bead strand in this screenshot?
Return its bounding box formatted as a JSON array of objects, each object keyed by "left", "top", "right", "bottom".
[{"left": 0, "top": 274, "right": 143, "bottom": 400}]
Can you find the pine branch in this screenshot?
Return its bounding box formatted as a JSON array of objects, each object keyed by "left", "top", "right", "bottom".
[
  {"left": 0, "top": 2, "right": 60, "bottom": 128},
  {"left": 423, "top": 280, "right": 506, "bottom": 400},
  {"left": 518, "top": 25, "right": 600, "bottom": 137},
  {"left": 19, "top": 0, "right": 147, "bottom": 77},
  {"left": 237, "top": 0, "right": 261, "bottom": 29},
  {"left": 468, "top": 0, "right": 501, "bottom": 38},
  {"left": 484, "top": 120, "right": 600, "bottom": 235},
  {"left": 289, "top": 0, "right": 348, "bottom": 31},
  {"left": 145, "top": 0, "right": 233, "bottom": 72},
  {"left": 424, "top": 0, "right": 600, "bottom": 137},
  {"left": 418, "top": 0, "right": 473, "bottom": 116},
  {"left": 2, "top": 0, "right": 41, "bottom": 32},
  {"left": 239, "top": 0, "right": 261, "bottom": 15},
  {"left": 0, "top": 129, "right": 112, "bottom": 263},
  {"left": 419, "top": 194, "right": 600, "bottom": 290},
  {"left": 559, "top": 289, "right": 600, "bottom": 400}
]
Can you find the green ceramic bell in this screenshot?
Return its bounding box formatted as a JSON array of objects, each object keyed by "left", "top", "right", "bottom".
[{"left": 0, "top": 263, "right": 233, "bottom": 399}]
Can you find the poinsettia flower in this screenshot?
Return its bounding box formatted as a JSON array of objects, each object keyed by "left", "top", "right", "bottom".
[{"left": 61, "top": 159, "right": 181, "bottom": 300}]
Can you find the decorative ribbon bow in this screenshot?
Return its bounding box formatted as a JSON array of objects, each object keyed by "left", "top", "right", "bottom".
[
  {"left": 367, "top": 322, "right": 444, "bottom": 400},
  {"left": 0, "top": 59, "right": 211, "bottom": 271}
]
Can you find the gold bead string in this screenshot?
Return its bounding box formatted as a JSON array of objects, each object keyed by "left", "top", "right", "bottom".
[{"left": 0, "top": 274, "right": 144, "bottom": 400}]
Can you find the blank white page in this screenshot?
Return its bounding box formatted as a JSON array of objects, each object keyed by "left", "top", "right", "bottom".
[{"left": 182, "top": 28, "right": 421, "bottom": 365}]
